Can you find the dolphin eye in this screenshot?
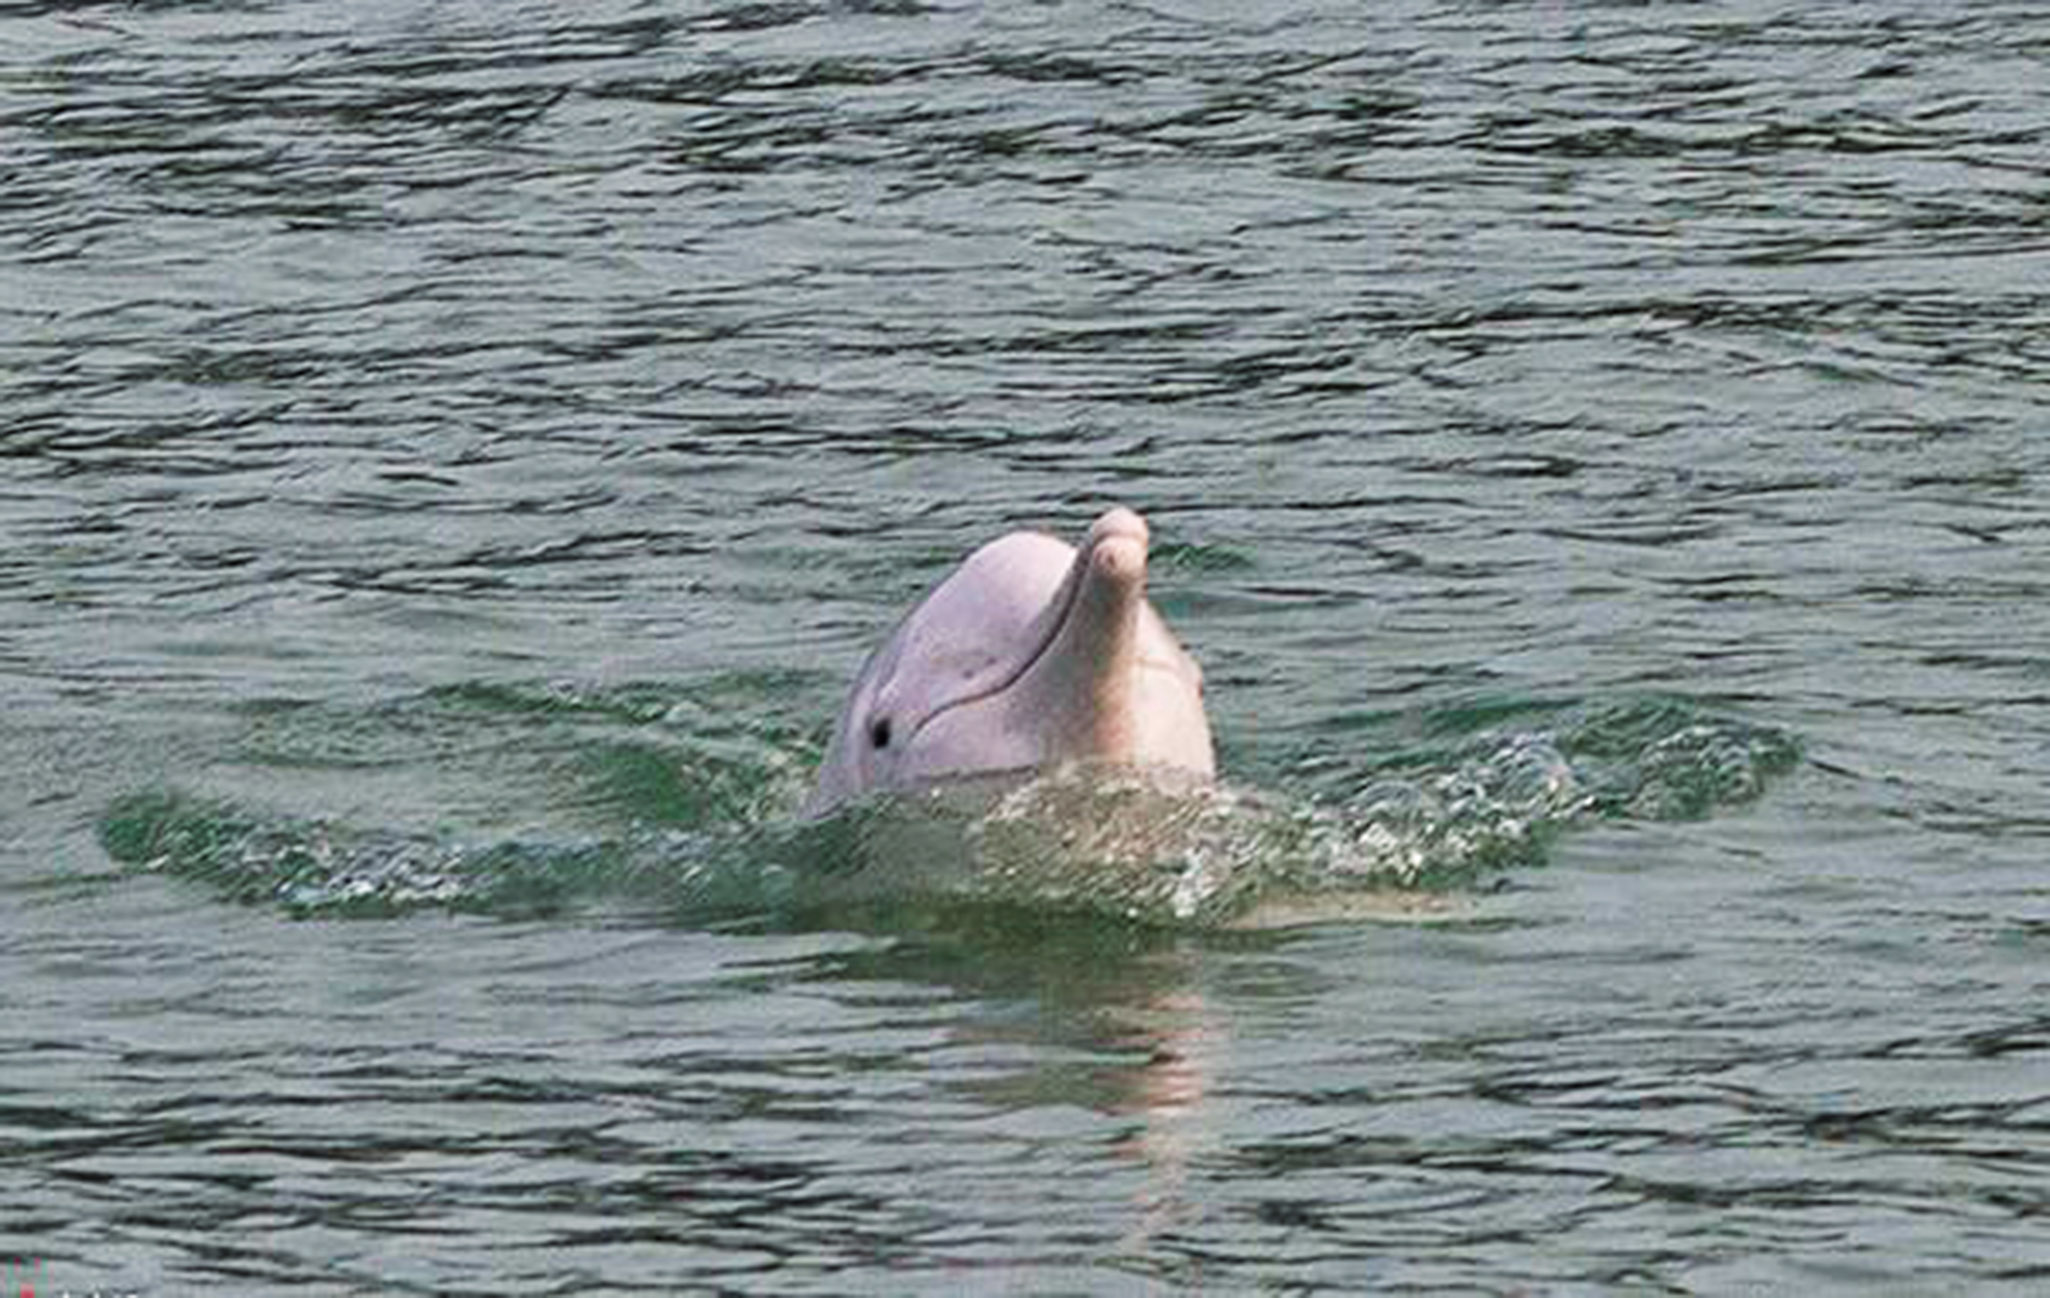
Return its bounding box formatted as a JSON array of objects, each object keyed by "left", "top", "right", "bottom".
[{"left": 868, "top": 716, "right": 893, "bottom": 750}]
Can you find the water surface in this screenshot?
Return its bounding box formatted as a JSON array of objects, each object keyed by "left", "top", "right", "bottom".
[{"left": 3, "top": 0, "right": 2047, "bottom": 1292}]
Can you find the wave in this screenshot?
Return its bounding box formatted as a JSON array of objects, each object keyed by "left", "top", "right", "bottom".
[{"left": 99, "top": 684, "right": 1798, "bottom": 928}]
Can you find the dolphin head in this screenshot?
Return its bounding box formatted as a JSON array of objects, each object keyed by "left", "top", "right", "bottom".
[{"left": 804, "top": 507, "right": 1215, "bottom": 817}]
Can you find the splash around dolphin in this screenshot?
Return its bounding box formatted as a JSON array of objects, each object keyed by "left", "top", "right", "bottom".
[{"left": 804, "top": 507, "right": 1215, "bottom": 819}]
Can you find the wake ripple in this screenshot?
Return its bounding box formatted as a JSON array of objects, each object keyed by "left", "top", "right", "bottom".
[{"left": 99, "top": 694, "right": 1798, "bottom": 927}]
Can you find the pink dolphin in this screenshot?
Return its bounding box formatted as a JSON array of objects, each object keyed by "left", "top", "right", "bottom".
[{"left": 805, "top": 507, "right": 1215, "bottom": 818}]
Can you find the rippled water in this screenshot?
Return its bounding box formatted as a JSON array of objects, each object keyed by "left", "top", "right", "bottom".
[{"left": 4, "top": 1, "right": 2047, "bottom": 1292}]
